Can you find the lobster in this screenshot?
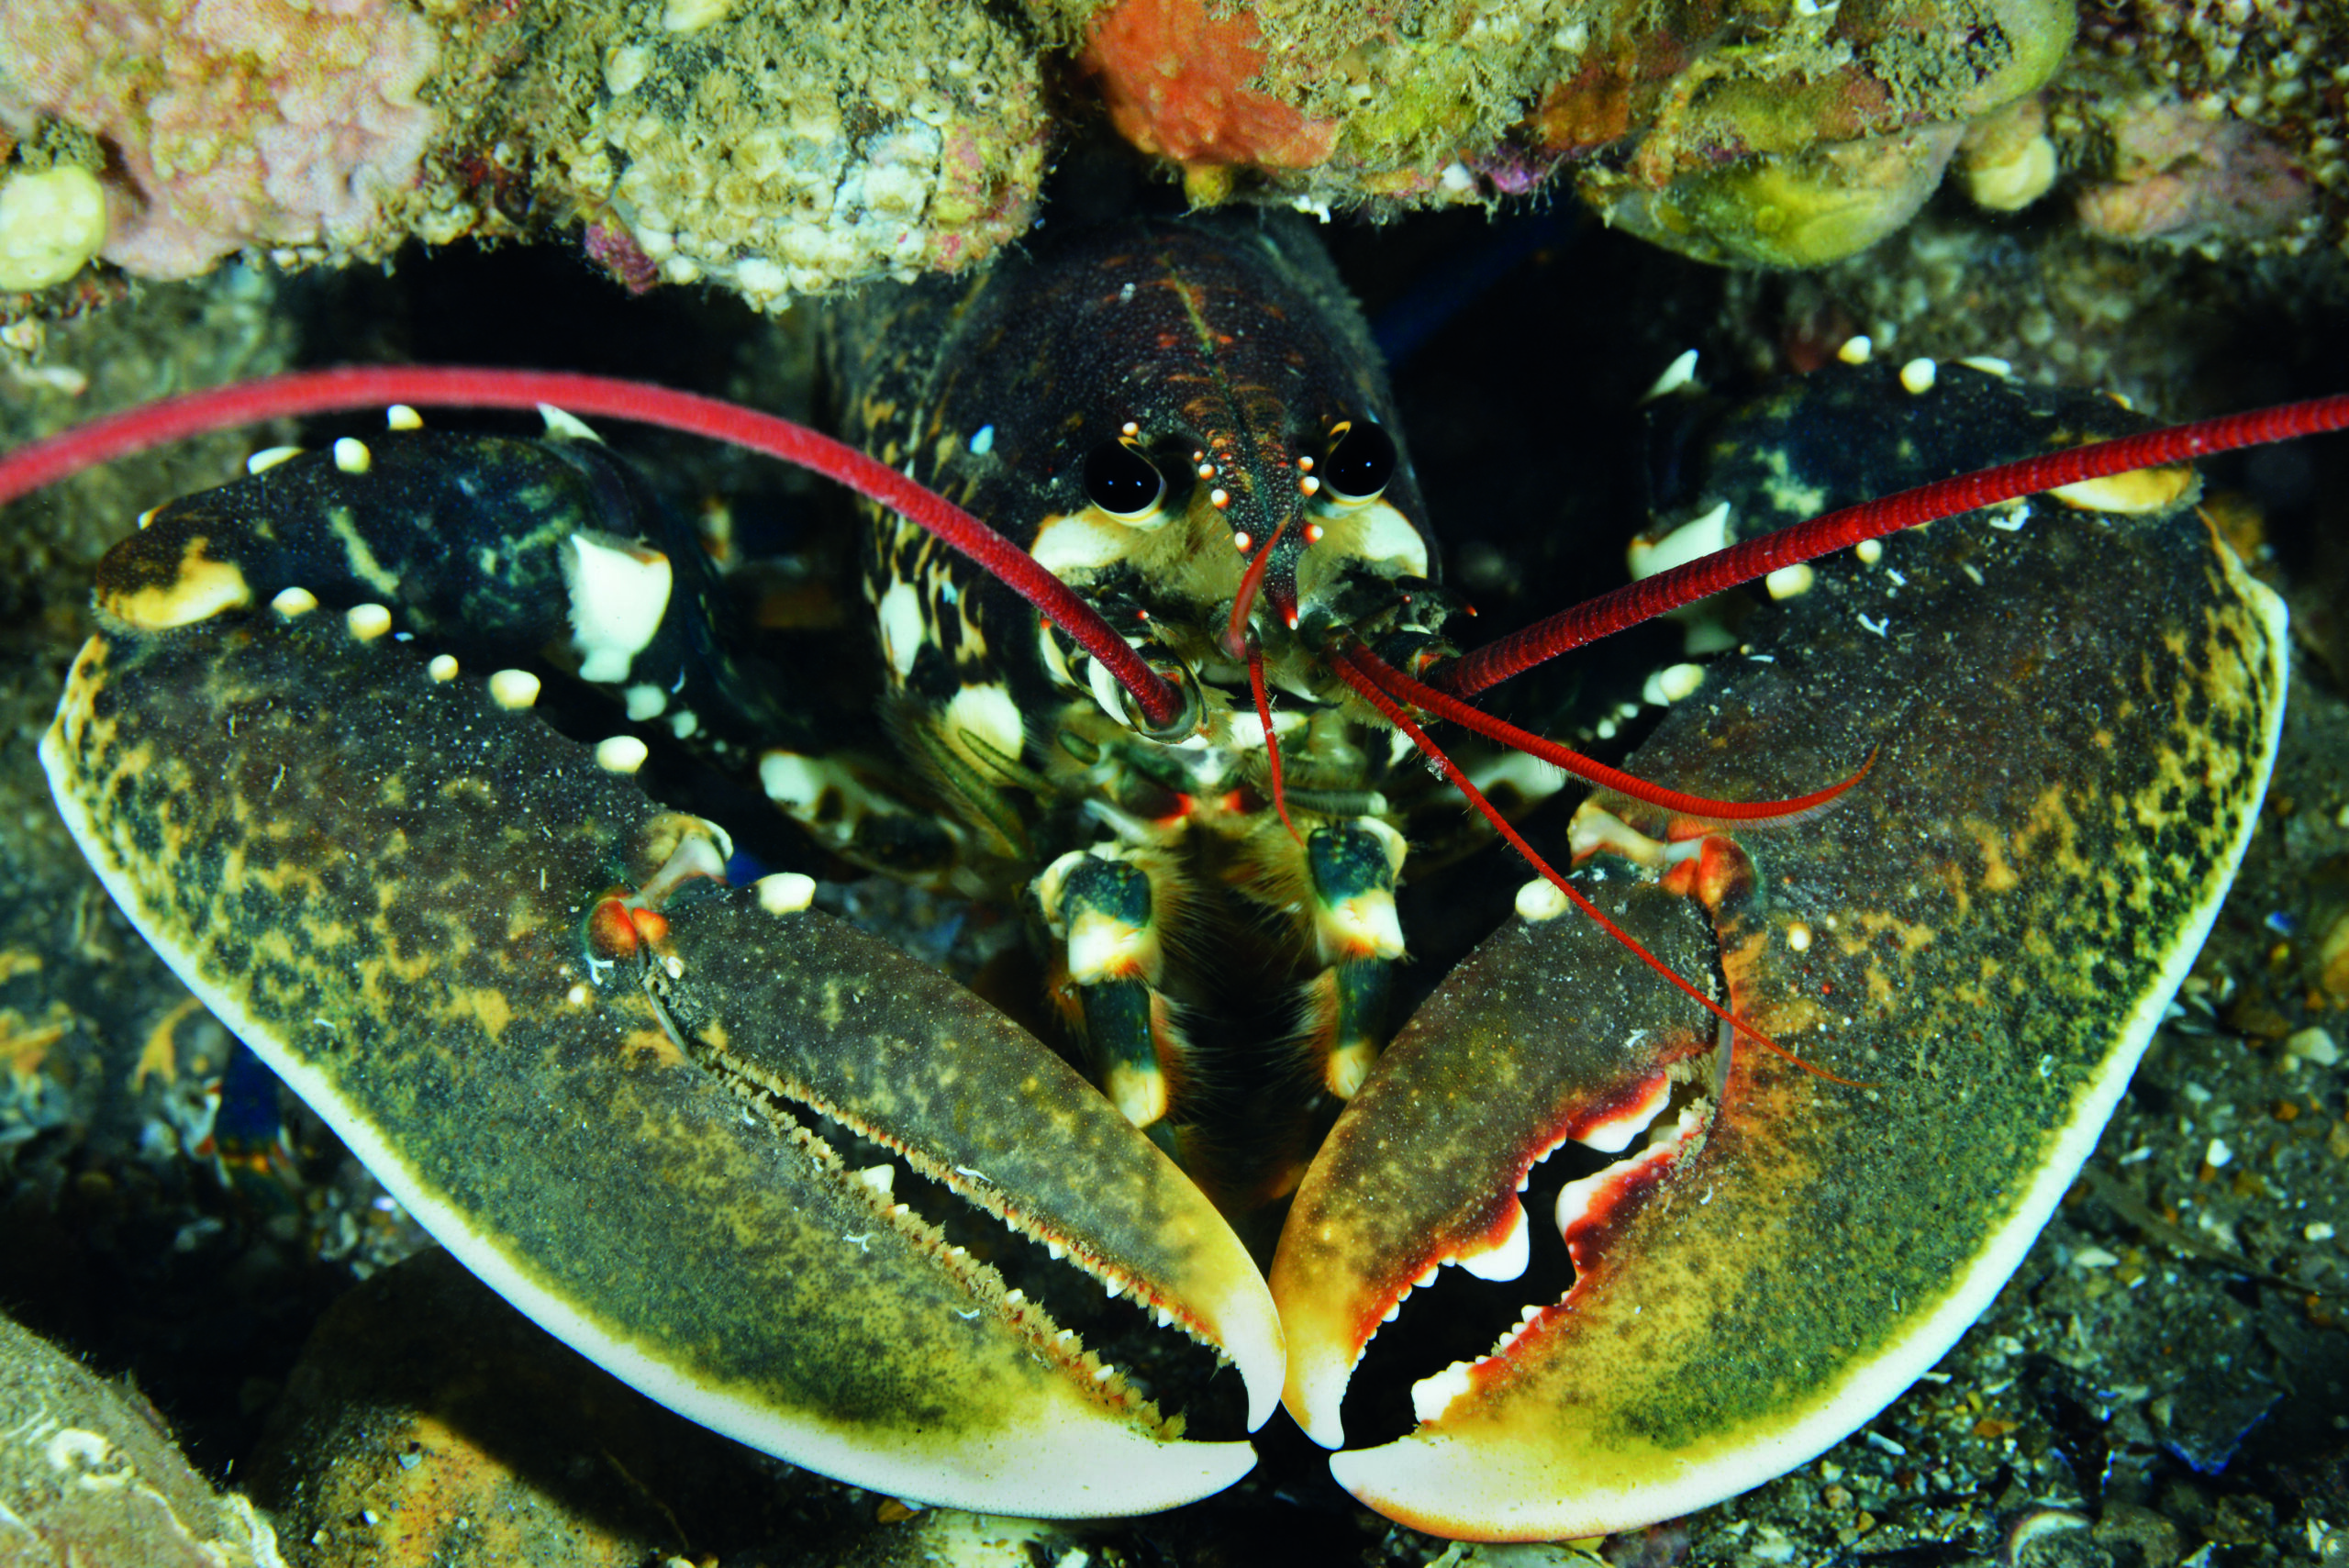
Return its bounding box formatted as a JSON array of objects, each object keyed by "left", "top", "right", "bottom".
[{"left": 1, "top": 210, "right": 2324, "bottom": 1540}]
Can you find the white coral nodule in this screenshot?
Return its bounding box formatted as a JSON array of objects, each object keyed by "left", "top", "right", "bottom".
[{"left": 0, "top": 163, "right": 106, "bottom": 290}]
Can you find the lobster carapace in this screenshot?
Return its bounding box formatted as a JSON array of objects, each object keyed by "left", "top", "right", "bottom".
[{"left": 797, "top": 217, "right": 1465, "bottom": 1185}]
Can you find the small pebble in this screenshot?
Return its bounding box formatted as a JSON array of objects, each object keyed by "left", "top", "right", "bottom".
[{"left": 2287, "top": 1026, "right": 2341, "bottom": 1066}]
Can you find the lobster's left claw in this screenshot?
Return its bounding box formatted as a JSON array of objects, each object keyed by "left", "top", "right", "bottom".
[
  {"left": 1274, "top": 490, "right": 2289, "bottom": 1540},
  {"left": 41, "top": 577, "right": 1280, "bottom": 1518}
]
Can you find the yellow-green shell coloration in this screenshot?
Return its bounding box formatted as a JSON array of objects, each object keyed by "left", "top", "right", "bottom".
[
  {"left": 28, "top": 250, "right": 2289, "bottom": 1538},
  {"left": 1271, "top": 365, "right": 2288, "bottom": 1539},
  {"left": 39, "top": 471, "right": 1283, "bottom": 1517}
]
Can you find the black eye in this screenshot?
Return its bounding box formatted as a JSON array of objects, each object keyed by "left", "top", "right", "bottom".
[
  {"left": 1323, "top": 419, "right": 1397, "bottom": 505},
  {"left": 1082, "top": 439, "right": 1167, "bottom": 521}
]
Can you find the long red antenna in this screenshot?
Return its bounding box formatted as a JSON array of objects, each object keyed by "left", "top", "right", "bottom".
[
  {"left": 1246, "top": 642, "right": 1301, "bottom": 843},
  {"left": 1438, "top": 392, "right": 2349, "bottom": 699},
  {"left": 1223, "top": 515, "right": 1289, "bottom": 661},
  {"left": 0, "top": 364, "right": 1187, "bottom": 731},
  {"left": 1347, "top": 643, "right": 1869, "bottom": 826},
  {"left": 1332, "top": 645, "right": 1865, "bottom": 1085}
]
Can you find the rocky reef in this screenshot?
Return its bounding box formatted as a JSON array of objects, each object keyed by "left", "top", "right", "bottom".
[{"left": 0, "top": 0, "right": 2341, "bottom": 306}]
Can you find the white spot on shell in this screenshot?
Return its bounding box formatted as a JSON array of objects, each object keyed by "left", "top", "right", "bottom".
[
  {"left": 489, "top": 669, "right": 541, "bottom": 709},
  {"left": 596, "top": 735, "right": 650, "bottom": 774},
  {"left": 246, "top": 445, "right": 302, "bottom": 474},
  {"left": 1855, "top": 538, "right": 1883, "bottom": 564},
  {"left": 385, "top": 405, "right": 424, "bottom": 431},
  {"left": 1837, "top": 334, "right": 1874, "bottom": 365},
  {"left": 1898, "top": 358, "right": 1938, "bottom": 395},
  {"left": 1765, "top": 563, "right": 1816, "bottom": 600},
  {"left": 876, "top": 580, "right": 925, "bottom": 678},
  {"left": 271, "top": 586, "right": 319, "bottom": 617},
  {"left": 1641, "top": 662, "right": 1706, "bottom": 706},
  {"left": 1787, "top": 920, "right": 1813, "bottom": 951},
  {"left": 332, "top": 437, "right": 372, "bottom": 474},
  {"left": 346, "top": 603, "right": 393, "bottom": 641},
  {"left": 428, "top": 653, "right": 459, "bottom": 683},
  {"left": 756, "top": 872, "right": 817, "bottom": 915},
  {"left": 1515, "top": 879, "right": 1569, "bottom": 921}
]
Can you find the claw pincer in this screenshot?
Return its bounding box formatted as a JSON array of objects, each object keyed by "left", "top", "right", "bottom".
[
  {"left": 1271, "top": 367, "right": 2288, "bottom": 1540},
  {"left": 40, "top": 432, "right": 1281, "bottom": 1516}
]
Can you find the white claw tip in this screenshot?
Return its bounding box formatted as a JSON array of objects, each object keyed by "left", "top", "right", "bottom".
[{"left": 488, "top": 668, "right": 541, "bottom": 709}]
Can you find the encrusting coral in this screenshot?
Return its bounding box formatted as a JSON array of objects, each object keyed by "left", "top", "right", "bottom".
[
  {"left": 0, "top": 0, "right": 2340, "bottom": 306},
  {"left": 0, "top": 0, "right": 439, "bottom": 280}
]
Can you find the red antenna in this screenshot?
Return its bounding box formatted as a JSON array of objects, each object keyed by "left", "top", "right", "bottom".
[
  {"left": 1433, "top": 393, "right": 2349, "bottom": 699},
  {"left": 0, "top": 364, "right": 1189, "bottom": 732}
]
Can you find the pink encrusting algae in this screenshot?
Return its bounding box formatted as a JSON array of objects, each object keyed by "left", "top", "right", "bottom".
[{"left": 0, "top": 0, "right": 439, "bottom": 280}]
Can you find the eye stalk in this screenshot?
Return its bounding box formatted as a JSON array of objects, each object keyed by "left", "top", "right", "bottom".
[
  {"left": 1082, "top": 438, "right": 1169, "bottom": 523},
  {"left": 1321, "top": 419, "right": 1396, "bottom": 507}
]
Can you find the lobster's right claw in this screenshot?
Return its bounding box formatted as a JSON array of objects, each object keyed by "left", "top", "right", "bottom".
[
  {"left": 41, "top": 565, "right": 1283, "bottom": 1518},
  {"left": 1270, "top": 877, "right": 1745, "bottom": 1539},
  {"left": 1272, "top": 485, "right": 2288, "bottom": 1540}
]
